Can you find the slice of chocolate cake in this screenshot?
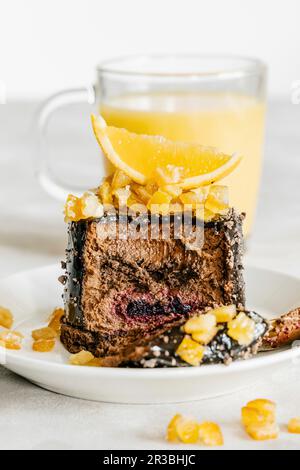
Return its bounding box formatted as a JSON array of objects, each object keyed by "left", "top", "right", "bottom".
[{"left": 60, "top": 208, "right": 245, "bottom": 364}]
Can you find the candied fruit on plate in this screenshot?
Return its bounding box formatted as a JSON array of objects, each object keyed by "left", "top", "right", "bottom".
[
  {"left": 32, "top": 327, "right": 56, "bottom": 341},
  {"left": 48, "top": 307, "right": 64, "bottom": 334},
  {"left": 32, "top": 339, "right": 55, "bottom": 352},
  {"left": 69, "top": 350, "right": 95, "bottom": 366},
  {"left": 0, "top": 306, "right": 14, "bottom": 329},
  {"left": 227, "top": 312, "right": 256, "bottom": 346},
  {"left": 175, "top": 335, "right": 205, "bottom": 366},
  {"left": 0, "top": 328, "right": 23, "bottom": 350}
]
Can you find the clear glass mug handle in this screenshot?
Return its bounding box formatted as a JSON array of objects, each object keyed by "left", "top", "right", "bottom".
[{"left": 36, "top": 85, "right": 96, "bottom": 200}]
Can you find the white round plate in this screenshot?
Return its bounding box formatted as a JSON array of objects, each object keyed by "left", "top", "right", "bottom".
[{"left": 0, "top": 264, "right": 300, "bottom": 404}]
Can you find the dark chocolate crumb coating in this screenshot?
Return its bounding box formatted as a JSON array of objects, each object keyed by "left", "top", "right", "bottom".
[{"left": 124, "top": 310, "right": 268, "bottom": 368}]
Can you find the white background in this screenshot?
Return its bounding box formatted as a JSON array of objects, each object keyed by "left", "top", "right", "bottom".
[{"left": 1, "top": 0, "right": 300, "bottom": 100}]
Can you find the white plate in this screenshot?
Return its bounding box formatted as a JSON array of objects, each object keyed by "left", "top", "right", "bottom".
[{"left": 0, "top": 264, "right": 300, "bottom": 404}]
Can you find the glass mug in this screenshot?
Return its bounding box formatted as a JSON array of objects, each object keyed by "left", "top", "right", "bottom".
[{"left": 37, "top": 54, "right": 267, "bottom": 235}]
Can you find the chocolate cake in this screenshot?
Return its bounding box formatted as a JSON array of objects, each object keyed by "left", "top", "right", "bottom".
[{"left": 60, "top": 208, "right": 245, "bottom": 364}]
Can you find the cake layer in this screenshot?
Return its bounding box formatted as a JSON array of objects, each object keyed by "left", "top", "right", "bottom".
[{"left": 60, "top": 209, "right": 245, "bottom": 360}]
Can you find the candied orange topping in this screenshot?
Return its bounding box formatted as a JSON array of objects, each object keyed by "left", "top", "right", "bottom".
[
  {"left": 64, "top": 165, "right": 231, "bottom": 222},
  {"left": 111, "top": 169, "right": 132, "bottom": 190},
  {"left": 64, "top": 192, "right": 104, "bottom": 222}
]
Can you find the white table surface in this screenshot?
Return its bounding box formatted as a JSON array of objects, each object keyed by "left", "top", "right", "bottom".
[{"left": 0, "top": 100, "right": 300, "bottom": 450}]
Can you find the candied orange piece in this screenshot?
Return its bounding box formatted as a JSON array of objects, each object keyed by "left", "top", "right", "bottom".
[
  {"left": 48, "top": 307, "right": 64, "bottom": 334},
  {"left": 205, "top": 185, "right": 229, "bottom": 215},
  {"left": 184, "top": 314, "right": 218, "bottom": 345},
  {"left": 32, "top": 339, "right": 55, "bottom": 352},
  {"left": 64, "top": 194, "right": 83, "bottom": 222},
  {"left": 198, "top": 422, "right": 224, "bottom": 446},
  {"left": 288, "top": 418, "right": 300, "bottom": 434},
  {"left": 209, "top": 304, "right": 236, "bottom": 323},
  {"left": 32, "top": 327, "right": 56, "bottom": 341},
  {"left": 245, "top": 423, "right": 279, "bottom": 441},
  {"left": 154, "top": 165, "right": 183, "bottom": 186},
  {"left": 111, "top": 169, "right": 132, "bottom": 190},
  {"left": 81, "top": 192, "right": 104, "bottom": 218},
  {"left": 98, "top": 180, "right": 113, "bottom": 205},
  {"left": 227, "top": 312, "right": 255, "bottom": 346},
  {"left": 160, "top": 184, "right": 183, "bottom": 198},
  {"left": 145, "top": 179, "right": 158, "bottom": 196},
  {"left": 184, "top": 314, "right": 217, "bottom": 334},
  {"left": 203, "top": 208, "right": 216, "bottom": 222},
  {"left": 85, "top": 358, "right": 103, "bottom": 367},
  {"left": 166, "top": 414, "right": 182, "bottom": 443},
  {"left": 176, "top": 335, "right": 205, "bottom": 366},
  {"left": 147, "top": 190, "right": 172, "bottom": 215},
  {"left": 69, "top": 350, "right": 94, "bottom": 365},
  {"left": 180, "top": 187, "right": 208, "bottom": 208},
  {"left": 130, "top": 183, "right": 152, "bottom": 204},
  {"left": 241, "top": 406, "right": 275, "bottom": 428},
  {"left": 0, "top": 306, "right": 14, "bottom": 329},
  {"left": 246, "top": 399, "right": 276, "bottom": 417},
  {"left": 0, "top": 329, "right": 23, "bottom": 350},
  {"left": 113, "top": 186, "right": 131, "bottom": 207},
  {"left": 192, "top": 328, "right": 218, "bottom": 345},
  {"left": 175, "top": 416, "right": 199, "bottom": 444}
]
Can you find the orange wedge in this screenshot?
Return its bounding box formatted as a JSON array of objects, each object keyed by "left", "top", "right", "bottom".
[{"left": 91, "top": 114, "right": 242, "bottom": 189}]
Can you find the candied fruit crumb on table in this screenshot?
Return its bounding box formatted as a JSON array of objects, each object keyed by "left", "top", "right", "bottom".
[
  {"left": 166, "top": 414, "right": 182, "bottom": 443},
  {"left": 287, "top": 418, "right": 300, "bottom": 434},
  {"left": 245, "top": 423, "right": 279, "bottom": 441},
  {"left": 0, "top": 306, "right": 14, "bottom": 329},
  {"left": 168, "top": 415, "right": 199, "bottom": 444},
  {"left": 241, "top": 398, "right": 278, "bottom": 441},
  {"left": 198, "top": 422, "right": 224, "bottom": 447}
]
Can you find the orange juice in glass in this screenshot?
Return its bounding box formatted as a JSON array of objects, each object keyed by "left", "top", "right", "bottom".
[{"left": 99, "top": 56, "right": 266, "bottom": 236}]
